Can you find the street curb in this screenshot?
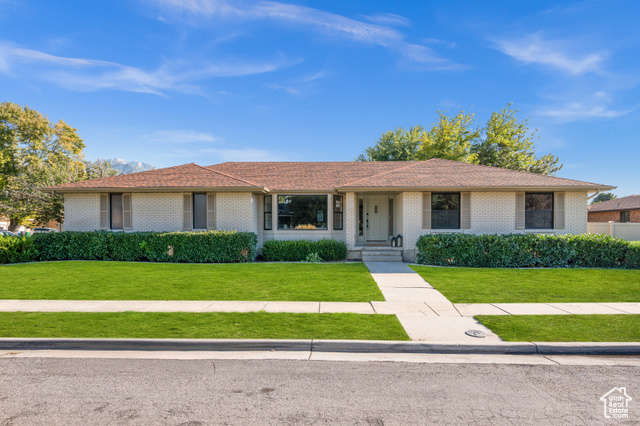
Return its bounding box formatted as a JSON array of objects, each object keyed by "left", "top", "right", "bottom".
[{"left": 1, "top": 338, "right": 639, "bottom": 355}]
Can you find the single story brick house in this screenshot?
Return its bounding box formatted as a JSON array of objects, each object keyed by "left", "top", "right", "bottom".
[
  {"left": 44, "top": 159, "right": 615, "bottom": 261},
  {"left": 588, "top": 195, "right": 640, "bottom": 223}
]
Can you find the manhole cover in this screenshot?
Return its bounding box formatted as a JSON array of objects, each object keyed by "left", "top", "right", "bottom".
[{"left": 465, "top": 329, "right": 487, "bottom": 338}]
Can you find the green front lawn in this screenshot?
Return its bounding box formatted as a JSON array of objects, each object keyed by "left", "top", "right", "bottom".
[
  {"left": 0, "top": 312, "right": 409, "bottom": 340},
  {"left": 0, "top": 261, "right": 383, "bottom": 302},
  {"left": 476, "top": 315, "right": 640, "bottom": 342},
  {"left": 410, "top": 266, "right": 640, "bottom": 303}
]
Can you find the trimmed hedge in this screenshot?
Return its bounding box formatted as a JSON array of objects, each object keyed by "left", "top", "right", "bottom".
[
  {"left": 0, "top": 236, "right": 38, "bottom": 264},
  {"left": 31, "top": 231, "right": 257, "bottom": 263},
  {"left": 416, "top": 233, "right": 638, "bottom": 268},
  {"left": 261, "top": 239, "right": 348, "bottom": 262},
  {"left": 627, "top": 245, "right": 640, "bottom": 269}
]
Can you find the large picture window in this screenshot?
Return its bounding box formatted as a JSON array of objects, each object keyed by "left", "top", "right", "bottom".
[
  {"left": 110, "top": 193, "right": 123, "bottom": 230},
  {"left": 431, "top": 193, "right": 460, "bottom": 229},
  {"left": 278, "top": 195, "right": 327, "bottom": 230},
  {"left": 333, "top": 195, "right": 343, "bottom": 230},
  {"left": 525, "top": 193, "right": 554, "bottom": 229},
  {"left": 192, "top": 193, "right": 207, "bottom": 229},
  {"left": 264, "top": 195, "right": 273, "bottom": 230}
]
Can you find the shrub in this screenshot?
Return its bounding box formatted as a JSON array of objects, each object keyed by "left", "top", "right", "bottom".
[
  {"left": 261, "top": 239, "right": 347, "bottom": 262},
  {"left": 31, "top": 230, "right": 257, "bottom": 263},
  {"left": 0, "top": 236, "right": 38, "bottom": 264},
  {"left": 626, "top": 245, "right": 640, "bottom": 269},
  {"left": 416, "top": 233, "right": 636, "bottom": 269}
]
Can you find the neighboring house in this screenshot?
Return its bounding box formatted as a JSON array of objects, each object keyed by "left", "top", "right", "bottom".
[
  {"left": 43, "top": 159, "right": 615, "bottom": 261},
  {"left": 588, "top": 195, "right": 640, "bottom": 223}
]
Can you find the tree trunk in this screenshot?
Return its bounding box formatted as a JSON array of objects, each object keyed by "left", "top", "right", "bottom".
[{"left": 8, "top": 217, "right": 21, "bottom": 233}]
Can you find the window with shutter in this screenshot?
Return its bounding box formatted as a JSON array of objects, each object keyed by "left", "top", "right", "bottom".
[
  {"left": 110, "top": 194, "right": 123, "bottom": 230},
  {"left": 122, "top": 194, "right": 132, "bottom": 230},
  {"left": 182, "top": 194, "right": 192, "bottom": 231},
  {"left": 207, "top": 193, "right": 216, "bottom": 229},
  {"left": 422, "top": 192, "right": 431, "bottom": 229}
]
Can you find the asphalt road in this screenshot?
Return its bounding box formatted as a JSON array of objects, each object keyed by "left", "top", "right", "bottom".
[{"left": 0, "top": 358, "right": 637, "bottom": 425}]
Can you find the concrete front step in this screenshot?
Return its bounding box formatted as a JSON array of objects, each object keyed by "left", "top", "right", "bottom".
[{"left": 362, "top": 250, "right": 403, "bottom": 262}]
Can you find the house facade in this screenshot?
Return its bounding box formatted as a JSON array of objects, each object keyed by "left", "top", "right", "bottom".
[
  {"left": 588, "top": 195, "right": 640, "bottom": 223},
  {"left": 46, "top": 159, "right": 615, "bottom": 261}
]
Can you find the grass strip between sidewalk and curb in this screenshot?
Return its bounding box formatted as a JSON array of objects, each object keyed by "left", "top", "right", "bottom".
[
  {"left": 0, "top": 261, "right": 384, "bottom": 302},
  {"left": 0, "top": 312, "right": 409, "bottom": 340},
  {"left": 476, "top": 314, "right": 640, "bottom": 342},
  {"left": 410, "top": 266, "right": 640, "bottom": 303}
]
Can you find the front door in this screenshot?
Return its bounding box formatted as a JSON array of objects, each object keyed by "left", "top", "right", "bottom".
[{"left": 366, "top": 196, "right": 388, "bottom": 241}]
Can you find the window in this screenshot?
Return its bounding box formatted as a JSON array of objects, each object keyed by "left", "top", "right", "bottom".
[
  {"left": 264, "top": 195, "right": 273, "bottom": 230},
  {"left": 431, "top": 193, "right": 460, "bottom": 229},
  {"left": 333, "top": 195, "right": 343, "bottom": 230},
  {"left": 621, "top": 211, "right": 630, "bottom": 223},
  {"left": 525, "top": 193, "right": 554, "bottom": 229},
  {"left": 193, "top": 193, "right": 207, "bottom": 229},
  {"left": 110, "top": 194, "right": 123, "bottom": 230},
  {"left": 277, "top": 195, "right": 327, "bottom": 230}
]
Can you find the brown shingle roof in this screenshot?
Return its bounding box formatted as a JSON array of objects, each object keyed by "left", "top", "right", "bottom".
[
  {"left": 45, "top": 159, "right": 615, "bottom": 193},
  {"left": 44, "top": 163, "right": 263, "bottom": 192},
  {"left": 337, "top": 158, "right": 612, "bottom": 190},
  {"left": 207, "top": 161, "right": 409, "bottom": 191},
  {"left": 588, "top": 195, "right": 640, "bottom": 212}
]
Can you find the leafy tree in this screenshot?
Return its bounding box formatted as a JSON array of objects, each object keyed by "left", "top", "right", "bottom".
[
  {"left": 356, "top": 126, "right": 423, "bottom": 161},
  {"left": 591, "top": 192, "right": 617, "bottom": 204},
  {"left": 416, "top": 110, "right": 479, "bottom": 162},
  {"left": 357, "top": 104, "right": 563, "bottom": 175},
  {"left": 471, "top": 105, "right": 562, "bottom": 175},
  {"left": 0, "top": 102, "right": 99, "bottom": 231}
]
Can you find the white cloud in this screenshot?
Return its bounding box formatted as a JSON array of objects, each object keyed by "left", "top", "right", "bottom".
[
  {"left": 537, "top": 102, "right": 632, "bottom": 121},
  {"left": 143, "top": 130, "right": 222, "bottom": 143},
  {"left": 494, "top": 33, "right": 605, "bottom": 75},
  {"left": 362, "top": 13, "right": 411, "bottom": 27},
  {"left": 146, "top": 0, "right": 461, "bottom": 70},
  {"left": 0, "top": 41, "right": 293, "bottom": 95},
  {"left": 361, "top": 13, "right": 410, "bottom": 28}
]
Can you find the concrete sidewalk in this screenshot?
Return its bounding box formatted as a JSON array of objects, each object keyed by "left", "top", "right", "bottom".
[
  {"left": 2, "top": 299, "right": 637, "bottom": 316},
  {"left": 0, "top": 300, "right": 376, "bottom": 314},
  {"left": 364, "top": 262, "right": 500, "bottom": 343},
  {"left": 455, "top": 302, "right": 640, "bottom": 316}
]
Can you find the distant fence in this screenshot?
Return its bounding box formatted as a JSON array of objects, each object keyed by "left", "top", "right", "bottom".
[{"left": 588, "top": 221, "right": 640, "bottom": 241}]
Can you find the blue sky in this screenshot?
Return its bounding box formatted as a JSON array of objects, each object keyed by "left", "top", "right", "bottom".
[{"left": 1, "top": 0, "right": 639, "bottom": 195}]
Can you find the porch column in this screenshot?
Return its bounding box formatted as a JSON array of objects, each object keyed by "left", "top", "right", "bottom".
[
  {"left": 401, "top": 192, "right": 423, "bottom": 262},
  {"left": 345, "top": 191, "right": 357, "bottom": 250}
]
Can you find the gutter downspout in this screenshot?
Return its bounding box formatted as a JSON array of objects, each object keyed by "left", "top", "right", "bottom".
[{"left": 587, "top": 190, "right": 600, "bottom": 201}]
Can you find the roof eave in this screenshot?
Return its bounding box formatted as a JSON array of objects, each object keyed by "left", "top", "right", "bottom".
[
  {"left": 41, "top": 186, "right": 267, "bottom": 194},
  {"left": 335, "top": 185, "right": 617, "bottom": 192}
]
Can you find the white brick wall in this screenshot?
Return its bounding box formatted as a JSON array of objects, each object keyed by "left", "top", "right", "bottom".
[
  {"left": 345, "top": 192, "right": 357, "bottom": 249},
  {"left": 131, "top": 193, "right": 183, "bottom": 232},
  {"left": 63, "top": 193, "right": 101, "bottom": 231},
  {"left": 564, "top": 191, "right": 588, "bottom": 234},
  {"left": 215, "top": 192, "right": 255, "bottom": 232}
]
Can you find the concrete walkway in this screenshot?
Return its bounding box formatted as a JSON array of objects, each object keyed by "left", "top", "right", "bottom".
[{"left": 364, "top": 262, "right": 501, "bottom": 343}]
